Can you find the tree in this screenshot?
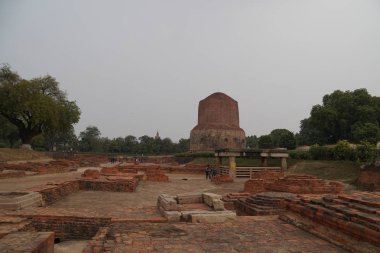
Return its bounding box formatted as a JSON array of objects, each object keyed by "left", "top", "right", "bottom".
[
  {"left": 0, "top": 115, "right": 20, "bottom": 147},
  {"left": 246, "top": 135, "right": 258, "bottom": 149},
  {"left": 258, "top": 135, "right": 273, "bottom": 149},
  {"left": 79, "top": 126, "right": 101, "bottom": 152},
  {"left": 0, "top": 65, "right": 80, "bottom": 147},
  {"left": 351, "top": 122, "right": 380, "bottom": 144},
  {"left": 270, "top": 129, "right": 296, "bottom": 149},
  {"left": 299, "top": 89, "right": 380, "bottom": 145}
]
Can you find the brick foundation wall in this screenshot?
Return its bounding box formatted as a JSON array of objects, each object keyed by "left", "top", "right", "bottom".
[
  {"left": 357, "top": 168, "right": 380, "bottom": 191},
  {"left": 79, "top": 179, "right": 138, "bottom": 192},
  {"left": 27, "top": 180, "right": 80, "bottom": 205},
  {"left": 0, "top": 170, "right": 26, "bottom": 179},
  {"left": 31, "top": 216, "right": 111, "bottom": 240}
]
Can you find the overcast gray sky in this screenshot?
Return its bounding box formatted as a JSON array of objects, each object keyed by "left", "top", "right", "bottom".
[{"left": 1, "top": 0, "right": 379, "bottom": 141}]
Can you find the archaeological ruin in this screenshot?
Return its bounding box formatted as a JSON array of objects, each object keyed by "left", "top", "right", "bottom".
[
  {"left": 0, "top": 152, "right": 379, "bottom": 253},
  {"left": 190, "top": 92, "right": 246, "bottom": 152}
]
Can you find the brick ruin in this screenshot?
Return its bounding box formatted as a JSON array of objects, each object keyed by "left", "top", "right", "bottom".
[
  {"left": 0, "top": 156, "right": 379, "bottom": 252},
  {"left": 190, "top": 92, "right": 246, "bottom": 152},
  {"left": 281, "top": 192, "right": 380, "bottom": 253}
]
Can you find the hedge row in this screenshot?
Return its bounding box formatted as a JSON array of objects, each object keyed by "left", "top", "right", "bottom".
[{"left": 290, "top": 140, "right": 380, "bottom": 162}]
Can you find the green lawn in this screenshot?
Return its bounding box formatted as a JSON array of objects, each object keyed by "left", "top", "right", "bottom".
[{"left": 190, "top": 157, "right": 361, "bottom": 184}]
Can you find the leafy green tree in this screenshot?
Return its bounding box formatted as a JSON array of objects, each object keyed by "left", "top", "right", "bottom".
[
  {"left": 124, "top": 135, "right": 138, "bottom": 154},
  {"left": 0, "top": 65, "right": 80, "bottom": 147},
  {"left": 0, "top": 115, "right": 20, "bottom": 147},
  {"left": 270, "top": 129, "right": 296, "bottom": 149},
  {"left": 258, "top": 135, "right": 273, "bottom": 149},
  {"left": 246, "top": 135, "right": 258, "bottom": 149},
  {"left": 175, "top": 138, "right": 189, "bottom": 153},
  {"left": 299, "top": 89, "right": 380, "bottom": 145},
  {"left": 351, "top": 122, "right": 380, "bottom": 144},
  {"left": 79, "top": 126, "right": 101, "bottom": 152}
]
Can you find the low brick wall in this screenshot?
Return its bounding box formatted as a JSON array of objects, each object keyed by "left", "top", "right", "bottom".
[
  {"left": 244, "top": 179, "right": 266, "bottom": 193},
  {"left": 31, "top": 216, "right": 110, "bottom": 240},
  {"left": 357, "top": 168, "right": 380, "bottom": 191},
  {"left": 79, "top": 178, "right": 138, "bottom": 192},
  {"left": 267, "top": 175, "right": 344, "bottom": 194},
  {"left": 0, "top": 170, "right": 26, "bottom": 179},
  {"left": 27, "top": 180, "right": 80, "bottom": 205}
]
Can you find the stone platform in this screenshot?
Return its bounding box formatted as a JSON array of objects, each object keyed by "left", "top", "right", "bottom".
[{"left": 157, "top": 192, "right": 236, "bottom": 223}]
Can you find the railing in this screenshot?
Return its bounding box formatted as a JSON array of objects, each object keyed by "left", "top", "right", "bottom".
[{"left": 237, "top": 167, "right": 281, "bottom": 178}]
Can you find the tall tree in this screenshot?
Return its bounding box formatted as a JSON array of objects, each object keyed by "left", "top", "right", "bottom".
[
  {"left": 299, "top": 89, "right": 380, "bottom": 145},
  {"left": 79, "top": 126, "right": 101, "bottom": 152},
  {"left": 0, "top": 65, "right": 80, "bottom": 148}
]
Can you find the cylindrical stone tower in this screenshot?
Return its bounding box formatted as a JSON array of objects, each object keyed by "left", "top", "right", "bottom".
[{"left": 190, "top": 92, "right": 246, "bottom": 152}]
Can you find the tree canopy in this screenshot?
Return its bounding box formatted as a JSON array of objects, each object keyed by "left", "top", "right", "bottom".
[
  {"left": 299, "top": 89, "right": 380, "bottom": 145},
  {"left": 0, "top": 65, "right": 80, "bottom": 146}
]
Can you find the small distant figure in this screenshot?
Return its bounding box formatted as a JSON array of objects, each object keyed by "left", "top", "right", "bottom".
[
  {"left": 205, "top": 164, "right": 211, "bottom": 180},
  {"left": 211, "top": 167, "right": 217, "bottom": 178}
]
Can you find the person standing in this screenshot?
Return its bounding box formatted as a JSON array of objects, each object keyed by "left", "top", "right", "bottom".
[{"left": 205, "top": 165, "right": 211, "bottom": 180}]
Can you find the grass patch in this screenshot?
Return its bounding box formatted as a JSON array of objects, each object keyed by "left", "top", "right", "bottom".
[
  {"left": 0, "top": 148, "right": 48, "bottom": 162},
  {"left": 287, "top": 160, "right": 361, "bottom": 184}
]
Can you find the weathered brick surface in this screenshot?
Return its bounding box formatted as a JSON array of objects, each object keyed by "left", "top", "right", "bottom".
[
  {"left": 31, "top": 216, "right": 110, "bottom": 240},
  {"left": 267, "top": 175, "right": 344, "bottom": 194},
  {"left": 244, "top": 179, "right": 266, "bottom": 193},
  {"left": 358, "top": 167, "right": 380, "bottom": 191},
  {"left": 235, "top": 192, "right": 296, "bottom": 216},
  {"left": 282, "top": 191, "right": 380, "bottom": 250},
  {"left": 0, "top": 232, "right": 54, "bottom": 253},
  {"left": 146, "top": 168, "right": 169, "bottom": 182},
  {"left": 0, "top": 170, "right": 26, "bottom": 179},
  {"left": 222, "top": 192, "right": 251, "bottom": 210},
  {"left": 26, "top": 180, "right": 80, "bottom": 205},
  {"left": 83, "top": 217, "right": 348, "bottom": 253},
  {"left": 79, "top": 178, "right": 138, "bottom": 192},
  {"left": 211, "top": 174, "right": 233, "bottom": 184},
  {"left": 82, "top": 169, "right": 101, "bottom": 179}
]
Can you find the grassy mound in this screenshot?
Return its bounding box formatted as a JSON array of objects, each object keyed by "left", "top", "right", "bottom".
[{"left": 0, "top": 148, "right": 49, "bottom": 162}]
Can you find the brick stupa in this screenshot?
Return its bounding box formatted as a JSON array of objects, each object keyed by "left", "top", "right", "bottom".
[{"left": 190, "top": 92, "right": 246, "bottom": 152}]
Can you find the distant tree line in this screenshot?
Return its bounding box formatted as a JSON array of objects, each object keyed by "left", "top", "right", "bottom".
[
  {"left": 30, "top": 125, "right": 190, "bottom": 154},
  {"left": 1, "top": 65, "right": 379, "bottom": 155}
]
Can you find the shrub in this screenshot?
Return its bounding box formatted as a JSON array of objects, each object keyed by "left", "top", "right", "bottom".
[{"left": 333, "top": 140, "right": 355, "bottom": 161}]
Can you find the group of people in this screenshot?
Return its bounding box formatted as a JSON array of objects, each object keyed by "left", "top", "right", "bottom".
[{"left": 205, "top": 165, "right": 218, "bottom": 180}]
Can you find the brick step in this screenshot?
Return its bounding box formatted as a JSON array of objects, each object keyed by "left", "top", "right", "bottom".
[
  {"left": 311, "top": 198, "right": 380, "bottom": 225},
  {"left": 338, "top": 195, "right": 380, "bottom": 208},
  {"left": 299, "top": 201, "right": 380, "bottom": 232},
  {"left": 284, "top": 201, "right": 380, "bottom": 246},
  {"left": 235, "top": 200, "right": 283, "bottom": 216},
  {"left": 245, "top": 198, "right": 280, "bottom": 207},
  {"left": 327, "top": 197, "right": 380, "bottom": 215}
]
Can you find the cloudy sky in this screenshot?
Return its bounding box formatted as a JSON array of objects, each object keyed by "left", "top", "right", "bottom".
[{"left": 1, "top": 0, "right": 379, "bottom": 141}]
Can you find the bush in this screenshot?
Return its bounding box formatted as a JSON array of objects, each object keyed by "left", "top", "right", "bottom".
[
  {"left": 309, "top": 144, "right": 330, "bottom": 160},
  {"left": 356, "top": 141, "right": 376, "bottom": 162},
  {"left": 333, "top": 140, "right": 356, "bottom": 161}
]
